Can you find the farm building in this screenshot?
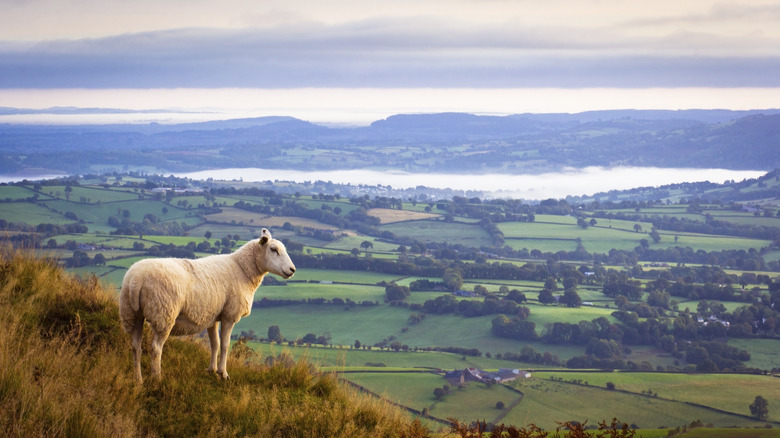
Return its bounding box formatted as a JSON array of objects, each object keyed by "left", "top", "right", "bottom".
[{"left": 444, "top": 368, "right": 529, "bottom": 385}]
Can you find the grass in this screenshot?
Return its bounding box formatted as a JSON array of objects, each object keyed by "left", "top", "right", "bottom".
[
  {"left": 532, "top": 372, "right": 780, "bottom": 423},
  {"left": 726, "top": 338, "right": 780, "bottom": 372},
  {"left": 206, "top": 207, "right": 340, "bottom": 230},
  {"left": 37, "top": 198, "right": 192, "bottom": 233},
  {"left": 0, "top": 201, "right": 73, "bottom": 225},
  {"left": 248, "top": 341, "right": 535, "bottom": 371},
  {"left": 0, "top": 185, "right": 47, "bottom": 200},
  {"left": 37, "top": 185, "right": 146, "bottom": 203},
  {"left": 0, "top": 248, "right": 433, "bottom": 437},
  {"left": 499, "top": 220, "right": 772, "bottom": 254},
  {"left": 257, "top": 283, "right": 387, "bottom": 303},
  {"left": 289, "top": 267, "right": 405, "bottom": 284},
  {"left": 505, "top": 377, "right": 772, "bottom": 430},
  {"left": 366, "top": 208, "right": 441, "bottom": 224},
  {"left": 380, "top": 220, "right": 493, "bottom": 247},
  {"left": 240, "top": 300, "right": 582, "bottom": 359}
]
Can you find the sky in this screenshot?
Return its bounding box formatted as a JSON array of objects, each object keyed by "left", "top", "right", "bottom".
[{"left": 1, "top": 0, "right": 780, "bottom": 124}]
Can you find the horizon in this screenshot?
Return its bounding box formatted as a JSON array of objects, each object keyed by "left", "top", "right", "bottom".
[{"left": 2, "top": 87, "right": 780, "bottom": 126}]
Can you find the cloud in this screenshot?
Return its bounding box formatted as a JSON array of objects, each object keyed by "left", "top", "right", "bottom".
[{"left": 1, "top": 12, "right": 779, "bottom": 89}]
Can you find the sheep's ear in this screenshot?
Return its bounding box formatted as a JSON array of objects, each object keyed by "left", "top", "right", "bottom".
[
  {"left": 259, "top": 236, "right": 269, "bottom": 246},
  {"left": 261, "top": 228, "right": 272, "bottom": 238}
]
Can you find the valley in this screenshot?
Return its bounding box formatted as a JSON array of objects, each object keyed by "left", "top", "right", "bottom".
[{"left": 1, "top": 170, "right": 779, "bottom": 432}]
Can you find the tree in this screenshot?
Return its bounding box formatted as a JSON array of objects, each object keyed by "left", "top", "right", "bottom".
[
  {"left": 92, "top": 253, "right": 106, "bottom": 266},
  {"left": 496, "top": 401, "right": 505, "bottom": 409},
  {"left": 538, "top": 289, "right": 555, "bottom": 305},
  {"left": 606, "top": 382, "right": 616, "bottom": 390},
  {"left": 385, "top": 283, "right": 410, "bottom": 301},
  {"left": 433, "top": 387, "right": 446, "bottom": 400},
  {"left": 506, "top": 289, "right": 527, "bottom": 303},
  {"left": 633, "top": 224, "right": 643, "bottom": 233},
  {"left": 267, "top": 325, "right": 283, "bottom": 343},
  {"left": 750, "top": 395, "right": 769, "bottom": 420},
  {"left": 443, "top": 270, "right": 463, "bottom": 291},
  {"left": 614, "top": 295, "right": 629, "bottom": 310},
  {"left": 561, "top": 289, "right": 582, "bottom": 308},
  {"left": 360, "top": 240, "right": 374, "bottom": 251}
]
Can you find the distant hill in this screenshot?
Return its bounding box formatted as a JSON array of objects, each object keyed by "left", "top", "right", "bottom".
[{"left": 1, "top": 109, "right": 779, "bottom": 175}]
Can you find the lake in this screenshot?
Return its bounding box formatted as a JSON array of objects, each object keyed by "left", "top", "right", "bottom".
[{"left": 175, "top": 166, "right": 766, "bottom": 200}]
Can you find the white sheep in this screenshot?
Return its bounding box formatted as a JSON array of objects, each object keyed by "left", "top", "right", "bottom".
[{"left": 119, "top": 229, "right": 296, "bottom": 382}]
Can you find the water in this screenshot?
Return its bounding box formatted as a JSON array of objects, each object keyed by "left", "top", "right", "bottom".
[{"left": 174, "top": 166, "right": 766, "bottom": 200}]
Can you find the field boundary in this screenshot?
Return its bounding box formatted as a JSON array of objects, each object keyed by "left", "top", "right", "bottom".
[
  {"left": 539, "top": 376, "right": 780, "bottom": 426},
  {"left": 338, "top": 377, "right": 451, "bottom": 426}
]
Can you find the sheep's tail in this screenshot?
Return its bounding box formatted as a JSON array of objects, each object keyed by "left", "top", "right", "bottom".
[{"left": 118, "top": 271, "right": 143, "bottom": 333}]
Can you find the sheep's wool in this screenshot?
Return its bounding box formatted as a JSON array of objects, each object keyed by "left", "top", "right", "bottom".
[{"left": 119, "top": 229, "right": 295, "bottom": 382}]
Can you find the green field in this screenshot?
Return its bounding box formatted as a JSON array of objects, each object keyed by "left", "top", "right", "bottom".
[
  {"left": 257, "top": 283, "right": 387, "bottom": 303},
  {"left": 349, "top": 371, "right": 522, "bottom": 423},
  {"left": 727, "top": 338, "right": 780, "bottom": 371},
  {"left": 499, "top": 220, "right": 772, "bottom": 254},
  {"left": 0, "top": 201, "right": 72, "bottom": 225},
  {"left": 0, "top": 185, "right": 49, "bottom": 200},
  {"left": 287, "top": 268, "right": 405, "bottom": 284},
  {"left": 532, "top": 372, "right": 780, "bottom": 423},
  {"left": 380, "top": 220, "right": 493, "bottom": 247},
  {"left": 505, "top": 377, "right": 772, "bottom": 429}
]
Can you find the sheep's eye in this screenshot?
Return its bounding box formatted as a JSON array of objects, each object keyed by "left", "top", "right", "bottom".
[{"left": 271, "top": 247, "right": 279, "bottom": 254}]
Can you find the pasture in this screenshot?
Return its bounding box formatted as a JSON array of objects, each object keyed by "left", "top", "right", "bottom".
[
  {"left": 287, "top": 268, "right": 404, "bottom": 284},
  {"left": 499, "top": 220, "right": 771, "bottom": 254},
  {"left": 350, "top": 371, "right": 523, "bottom": 424},
  {"left": 41, "top": 198, "right": 190, "bottom": 227},
  {"left": 0, "top": 185, "right": 47, "bottom": 200},
  {"left": 206, "top": 207, "right": 341, "bottom": 231},
  {"left": 532, "top": 371, "right": 780, "bottom": 423},
  {"left": 249, "top": 341, "right": 531, "bottom": 371},
  {"left": 322, "top": 235, "right": 399, "bottom": 253},
  {"left": 0, "top": 201, "right": 72, "bottom": 225},
  {"left": 366, "top": 208, "right": 441, "bottom": 224},
  {"left": 727, "top": 338, "right": 780, "bottom": 371},
  {"left": 238, "top": 302, "right": 588, "bottom": 359},
  {"left": 380, "top": 220, "right": 493, "bottom": 247},
  {"left": 505, "top": 377, "right": 770, "bottom": 429},
  {"left": 36, "top": 185, "right": 145, "bottom": 203},
  {"left": 257, "top": 283, "right": 387, "bottom": 303}
]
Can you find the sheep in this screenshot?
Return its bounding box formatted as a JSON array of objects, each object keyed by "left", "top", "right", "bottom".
[{"left": 119, "top": 228, "right": 295, "bottom": 382}]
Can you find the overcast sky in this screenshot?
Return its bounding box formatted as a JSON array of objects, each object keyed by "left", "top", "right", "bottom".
[{"left": 1, "top": 0, "right": 779, "bottom": 122}]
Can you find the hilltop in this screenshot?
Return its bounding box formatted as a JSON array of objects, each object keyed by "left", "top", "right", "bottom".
[{"left": 0, "top": 248, "right": 428, "bottom": 437}]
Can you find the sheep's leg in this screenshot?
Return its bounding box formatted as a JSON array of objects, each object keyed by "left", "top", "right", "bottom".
[
  {"left": 206, "top": 323, "right": 220, "bottom": 374},
  {"left": 150, "top": 326, "right": 172, "bottom": 380},
  {"left": 217, "top": 320, "right": 237, "bottom": 380},
  {"left": 131, "top": 318, "right": 144, "bottom": 383}
]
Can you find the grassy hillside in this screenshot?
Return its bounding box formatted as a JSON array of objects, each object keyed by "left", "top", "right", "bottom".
[{"left": 0, "top": 248, "right": 429, "bottom": 437}]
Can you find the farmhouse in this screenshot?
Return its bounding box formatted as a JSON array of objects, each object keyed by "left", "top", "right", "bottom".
[
  {"left": 453, "top": 290, "right": 479, "bottom": 297},
  {"left": 445, "top": 367, "right": 529, "bottom": 385}
]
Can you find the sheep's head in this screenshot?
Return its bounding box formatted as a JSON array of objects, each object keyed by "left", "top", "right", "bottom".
[{"left": 258, "top": 229, "right": 296, "bottom": 279}]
